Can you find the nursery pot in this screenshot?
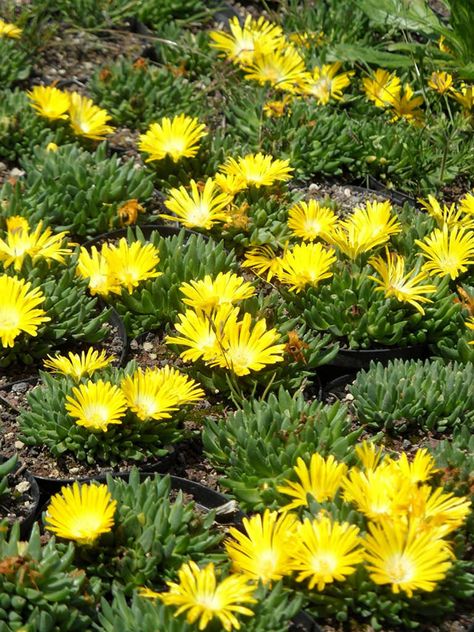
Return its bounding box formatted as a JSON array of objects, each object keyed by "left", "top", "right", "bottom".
[
  {"left": 365, "top": 175, "right": 417, "bottom": 208},
  {"left": 327, "top": 343, "right": 428, "bottom": 371},
  {"left": 289, "top": 611, "right": 323, "bottom": 632},
  {"left": 85, "top": 223, "right": 205, "bottom": 249},
  {"left": 0, "top": 456, "right": 40, "bottom": 539}
]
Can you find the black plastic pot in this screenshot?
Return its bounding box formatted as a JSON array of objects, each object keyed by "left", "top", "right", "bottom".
[
  {"left": 321, "top": 374, "right": 354, "bottom": 402},
  {"left": 0, "top": 456, "right": 40, "bottom": 539},
  {"left": 327, "top": 343, "right": 428, "bottom": 371},
  {"left": 366, "top": 175, "right": 417, "bottom": 208},
  {"left": 85, "top": 223, "right": 206, "bottom": 249},
  {"left": 289, "top": 611, "right": 323, "bottom": 632}
]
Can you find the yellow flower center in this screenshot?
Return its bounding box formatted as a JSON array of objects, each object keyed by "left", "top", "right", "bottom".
[
  {"left": 386, "top": 554, "right": 414, "bottom": 584},
  {"left": 311, "top": 552, "right": 337, "bottom": 574},
  {"left": 188, "top": 204, "right": 211, "bottom": 226},
  {"left": 70, "top": 512, "right": 108, "bottom": 543},
  {"left": 197, "top": 592, "right": 221, "bottom": 611},
  {"left": 0, "top": 306, "right": 19, "bottom": 330},
  {"left": 163, "top": 137, "right": 186, "bottom": 157},
  {"left": 257, "top": 549, "right": 279, "bottom": 581},
  {"left": 83, "top": 403, "right": 111, "bottom": 427},
  {"left": 228, "top": 347, "right": 254, "bottom": 372},
  {"left": 134, "top": 394, "right": 158, "bottom": 419}
]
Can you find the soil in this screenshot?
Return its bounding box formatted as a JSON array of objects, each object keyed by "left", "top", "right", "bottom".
[{"left": 302, "top": 181, "right": 399, "bottom": 218}]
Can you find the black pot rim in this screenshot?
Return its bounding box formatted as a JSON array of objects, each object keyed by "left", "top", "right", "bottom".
[
  {"left": 327, "top": 343, "right": 428, "bottom": 369},
  {"left": 0, "top": 455, "right": 41, "bottom": 539},
  {"left": 85, "top": 223, "right": 207, "bottom": 248}
]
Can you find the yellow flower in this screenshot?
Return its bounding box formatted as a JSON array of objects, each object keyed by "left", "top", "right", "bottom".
[
  {"left": 415, "top": 225, "right": 474, "bottom": 279},
  {"left": 450, "top": 83, "right": 474, "bottom": 112},
  {"left": 76, "top": 245, "right": 120, "bottom": 297},
  {"left": 277, "top": 453, "right": 348, "bottom": 510},
  {"left": 396, "top": 449, "right": 438, "bottom": 485},
  {"left": 428, "top": 71, "right": 454, "bottom": 95},
  {"left": 368, "top": 249, "right": 436, "bottom": 315},
  {"left": 289, "top": 31, "right": 324, "bottom": 49},
  {"left": 418, "top": 195, "right": 474, "bottom": 230},
  {"left": 158, "top": 561, "right": 257, "bottom": 631},
  {"left": 406, "top": 485, "right": 471, "bottom": 537},
  {"left": 459, "top": 192, "right": 474, "bottom": 216},
  {"left": 65, "top": 379, "right": 127, "bottom": 431},
  {"left": 363, "top": 521, "right": 452, "bottom": 597},
  {"left": 104, "top": 238, "right": 161, "bottom": 294},
  {"left": 212, "top": 311, "right": 286, "bottom": 376},
  {"left": 45, "top": 482, "right": 116, "bottom": 545},
  {"left": 0, "top": 275, "right": 50, "bottom": 348},
  {"left": 5, "top": 216, "right": 29, "bottom": 234},
  {"left": 262, "top": 96, "right": 291, "bottom": 118},
  {"left": 467, "top": 316, "right": 474, "bottom": 344},
  {"left": 389, "top": 84, "right": 424, "bottom": 124},
  {"left": 27, "top": 85, "right": 70, "bottom": 121},
  {"left": 225, "top": 511, "right": 297, "bottom": 584},
  {"left": 214, "top": 173, "right": 247, "bottom": 196},
  {"left": 276, "top": 242, "right": 336, "bottom": 292},
  {"left": 120, "top": 366, "right": 204, "bottom": 421},
  {"left": 300, "top": 63, "right": 354, "bottom": 104},
  {"left": 117, "top": 199, "right": 145, "bottom": 226},
  {"left": 290, "top": 515, "right": 364, "bottom": 591},
  {"left": 209, "top": 15, "right": 285, "bottom": 65},
  {"left": 241, "top": 245, "right": 283, "bottom": 281},
  {"left": 43, "top": 348, "right": 113, "bottom": 380},
  {"left": 242, "top": 46, "right": 310, "bottom": 93},
  {"left": 179, "top": 272, "right": 255, "bottom": 314},
  {"left": 138, "top": 114, "right": 207, "bottom": 163},
  {"left": 288, "top": 199, "right": 338, "bottom": 241},
  {"left": 355, "top": 441, "right": 384, "bottom": 471},
  {"left": 363, "top": 69, "right": 401, "bottom": 108},
  {"left": 0, "top": 220, "right": 72, "bottom": 271},
  {"left": 0, "top": 19, "right": 22, "bottom": 39},
  {"left": 46, "top": 142, "right": 59, "bottom": 152},
  {"left": 161, "top": 179, "right": 231, "bottom": 229},
  {"left": 219, "top": 153, "right": 293, "bottom": 189},
  {"left": 438, "top": 35, "right": 452, "bottom": 54},
  {"left": 68, "top": 92, "right": 114, "bottom": 141}
]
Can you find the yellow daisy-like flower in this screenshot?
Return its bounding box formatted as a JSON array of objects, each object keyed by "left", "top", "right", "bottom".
[
  {"left": 5, "top": 216, "right": 29, "bottom": 234},
  {"left": 65, "top": 379, "right": 127, "bottom": 431},
  {"left": 428, "top": 71, "right": 454, "bottom": 95},
  {"left": 43, "top": 348, "right": 113, "bottom": 380},
  {"left": 0, "top": 275, "right": 50, "bottom": 348},
  {"left": 45, "top": 482, "right": 116, "bottom": 545},
  {"left": 225, "top": 510, "right": 297, "bottom": 584},
  {"left": 213, "top": 311, "right": 286, "bottom": 376},
  {"left": 300, "top": 62, "right": 354, "bottom": 105},
  {"left": 288, "top": 199, "right": 338, "bottom": 241},
  {"left": 241, "top": 245, "right": 283, "bottom": 282},
  {"left": 46, "top": 142, "right": 59, "bottom": 152},
  {"left": 389, "top": 84, "right": 424, "bottom": 125},
  {"left": 209, "top": 15, "right": 285, "bottom": 66},
  {"left": 363, "top": 68, "right": 401, "bottom": 108},
  {"left": 0, "top": 221, "right": 72, "bottom": 271},
  {"left": 219, "top": 153, "right": 293, "bottom": 189},
  {"left": 179, "top": 272, "right": 255, "bottom": 314},
  {"left": 104, "top": 238, "right": 161, "bottom": 294},
  {"left": 407, "top": 484, "right": 471, "bottom": 537},
  {"left": 161, "top": 179, "right": 232, "bottom": 230},
  {"left": 76, "top": 245, "right": 120, "bottom": 297},
  {"left": 363, "top": 521, "right": 452, "bottom": 597},
  {"left": 396, "top": 449, "right": 438, "bottom": 485},
  {"left": 418, "top": 195, "right": 474, "bottom": 230},
  {"left": 158, "top": 561, "right": 257, "bottom": 631},
  {"left": 450, "top": 83, "right": 474, "bottom": 112},
  {"left": 290, "top": 515, "right": 364, "bottom": 591},
  {"left": 27, "top": 85, "right": 70, "bottom": 121},
  {"left": 214, "top": 172, "right": 247, "bottom": 196},
  {"left": 277, "top": 453, "right": 348, "bottom": 510},
  {"left": 459, "top": 192, "right": 474, "bottom": 216},
  {"left": 120, "top": 366, "right": 204, "bottom": 421},
  {"left": 68, "top": 92, "right": 115, "bottom": 141},
  {"left": 0, "top": 18, "right": 22, "bottom": 39},
  {"left": 242, "top": 47, "right": 310, "bottom": 93},
  {"left": 415, "top": 225, "right": 474, "bottom": 280},
  {"left": 276, "top": 242, "right": 336, "bottom": 292},
  {"left": 355, "top": 441, "right": 384, "bottom": 471},
  {"left": 262, "top": 96, "right": 292, "bottom": 118},
  {"left": 368, "top": 249, "right": 436, "bottom": 315},
  {"left": 138, "top": 114, "right": 207, "bottom": 163}
]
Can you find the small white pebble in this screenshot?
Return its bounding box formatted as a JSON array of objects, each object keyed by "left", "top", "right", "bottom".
[
  {"left": 15, "top": 481, "right": 30, "bottom": 494},
  {"left": 343, "top": 188, "right": 351, "bottom": 197},
  {"left": 345, "top": 393, "right": 354, "bottom": 401},
  {"left": 14, "top": 440, "right": 25, "bottom": 449},
  {"left": 149, "top": 353, "right": 157, "bottom": 360},
  {"left": 143, "top": 342, "right": 154, "bottom": 352}
]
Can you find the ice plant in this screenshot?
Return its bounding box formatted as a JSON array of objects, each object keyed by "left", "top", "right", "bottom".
[
  {"left": 300, "top": 62, "right": 354, "bottom": 104},
  {"left": 0, "top": 220, "right": 72, "bottom": 271},
  {"left": 104, "top": 238, "right": 161, "bottom": 293},
  {"left": 219, "top": 153, "right": 293, "bottom": 189},
  {"left": 157, "top": 561, "right": 257, "bottom": 631},
  {"left": 290, "top": 515, "right": 364, "bottom": 591},
  {"left": 262, "top": 96, "right": 291, "bottom": 118},
  {"left": 225, "top": 511, "right": 296, "bottom": 584},
  {"left": 0, "top": 275, "right": 50, "bottom": 348},
  {"left": 161, "top": 179, "right": 231, "bottom": 230},
  {"left": 276, "top": 242, "right": 336, "bottom": 292},
  {"left": 27, "top": 85, "right": 70, "bottom": 121},
  {"left": 389, "top": 84, "right": 424, "bottom": 124},
  {"left": 418, "top": 195, "right": 474, "bottom": 229},
  {"left": 68, "top": 92, "right": 114, "bottom": 141},
  {"left": 428, "top": 71, "right": 454, "bottom": 95},
  {"left": 121, "top": 366, "right": 204, "bottom": 421},
  {"left": 407, "top": 484, "right": 471, "bottom": 538},
  {"left": 467, "top": 316, "right": 474, "bottom": 343},
  {"left": 65, "top": 379, "right": 127, "bottom": 431},
  {"left": 76, "top": 245, "right": 120, "bottom": 297},
  {"left": 287, "top": 200, "right": 338, "bottom": 241},
  {"left": 277, "top": 453, "right": 348, "bottom": 510},
  {"left": 242, "top": 245, "right": 283, "bottom": 281},
  {"left": 450, "top": 84, "right": 474, "bottom": 112},
  {"left": 394, "top": 449, "right": 438, "bottom": 485},
  {"left": 415, "top": 225, "right": 474, "bottom": 280},
  {"left": 179, "top": 272, "right": 255, "bottom": 314},
  {"left": 368, "top": 249, "right": 436, "bottom": 314},
  {"left": 459, "top": 192, "right": 474, "bottom": 216},
  {"left": 45, "top": 482, "right": 116, "bottom": 545},
  {"left": 43, "top": 348, "right": 114, "bottom": 380},
  {"left": 209, "top": 15, "right": 284, "bottom": 65},
  {"left": 0, "top": 18, "right": 22, "bottom": 38},
  {"left": 214, "top": 173, "right": 247, "bottom": 196},
  {"left": 355, "top": 440, "right": 383, "bottom": 471},
  {"left": 363, "top": 521, "right": 452, "bottom": 597},
  {"left": 138, "top": 114, "right": 207, "bottom": 163},
  {"left": 363, "top": 69, "right": 401, "bottom": 108},
  {"left": 5, "top": 216, "right": 29, "bottom": 233},
  {"left": 242, "top": 47, "right": 310, "bottom": 93}
]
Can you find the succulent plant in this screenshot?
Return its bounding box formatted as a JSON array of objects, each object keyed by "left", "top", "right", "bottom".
[
  {"left": 0, "top": 455, "right": 18, "bottom": 499},
  {"left": 0, "top": 41, "right": 30, "bottom": 88},
  {"left": 349, "top": 359, "right": 474, "bottom": 433},
  {"left": 203, "top": 388, "right": 361, "bottom": 511},
  {"left": 15, "top": 143, "right": 154, "bottom": 237},
  {"left": 0, "top": 521, "right": 92, "bottom": 630}
]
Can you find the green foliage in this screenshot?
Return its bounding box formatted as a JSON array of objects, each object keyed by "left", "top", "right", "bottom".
[
  {"left": 76, "top": 470, "right": 222, "bottom": 593},
  {"left": 13, "top": 143, "right": 154, "bottom": 238},
  {"left": 0, "top": 456, "right": 18, "bottom": 498},
  {"left": 115, "top": 228, "right": 237, "bottom": 336},
  {"left": 89, "top": 58, "right": 206, "bottom": 128},
  {"left": 0, "top": 521, "right": 92, "bottom": 631},
  {"left": 349, "top": 359, "right": 474, "bottom": 433},
  {"left": 203, "top": 389, "right": 361, "bottom": 511},
  {"left": 19, "top": 364, "right": 187, "bottom": 465},
  {"left": 0, "top": 41, "right": 30, "bottom": 88}
]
